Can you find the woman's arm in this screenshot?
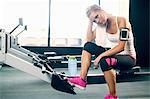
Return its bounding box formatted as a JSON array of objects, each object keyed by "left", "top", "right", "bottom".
[
  {"left": 98, "top": 40, "right": 126, "bottom": 58},
  {"left": 94, "top": 17, "right": 129, "bottom": 66},
  {"left": 86, "top": 20, "right": 96, "bottom": 42},
  {"left": 102, "top": 17, "right": 131, "bottom": 56}
]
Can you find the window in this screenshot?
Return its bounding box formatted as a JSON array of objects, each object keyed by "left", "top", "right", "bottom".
[
  {"left": 100, "top": 0, "right": 129, "bottom": 19},
  {"left": 50, "top": 0, "right": 99, "bottom": 47},
  {"left": 1, "top": 0, "right": 129, "bottom": 46},
  {"left": 1, "top": 0, "right": 49, "bottom": 46}
]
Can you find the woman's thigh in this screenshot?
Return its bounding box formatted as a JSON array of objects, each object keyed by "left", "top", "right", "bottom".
[
  {"left": 115, "top": 55, "right": 136, "bottom": 71},
  {"left": 83, "top": 42, "right": 106, "bottom": 56}
]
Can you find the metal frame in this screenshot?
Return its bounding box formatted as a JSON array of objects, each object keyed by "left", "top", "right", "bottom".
[{"left": 0, "top": 29, "right": 51, "bottom": 83}]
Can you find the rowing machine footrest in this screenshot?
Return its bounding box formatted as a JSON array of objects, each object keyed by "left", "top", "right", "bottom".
[
  {"left": 47, "top": 56, "right": 64, "bottom": 61},
  {"left": 44, "top": 52, "right": 57, "bottom": 57}
]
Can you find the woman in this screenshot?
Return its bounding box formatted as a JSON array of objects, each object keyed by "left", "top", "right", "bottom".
[{"left": 66, "top": 4, "right": 136, "bottom": 99}]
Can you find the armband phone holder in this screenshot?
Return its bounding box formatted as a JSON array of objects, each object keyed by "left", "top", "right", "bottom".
[{"left": 120, "top": 28, "right": 129, "bottom": 41}]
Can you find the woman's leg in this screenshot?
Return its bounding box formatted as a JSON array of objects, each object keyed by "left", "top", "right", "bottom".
[
  {"left": 66, "top": 50, "right": 92, "bottom": 89},
  {"left": 101, "top": 55, "right": 136, "bottom": 97},
  {"left": 104, "top": 70, "right": 116, "bottom": 96},
  {"left": 99, "top": 57, "right": 117, "bottom": 96},
  {"left": 80, "top": 42, "right": 106, "bottom": 80},
  {"left": 66, "top": 42, "right": 106, "bottom": 89},
  {"left": 80, "top": 42, "right": 105, "bottom": 79},
  {"left": 80, "top": 50, "right": 92, "bottom": 80},
  {"left": 115, "top": 55, "right": 136, "bottom": 71}
]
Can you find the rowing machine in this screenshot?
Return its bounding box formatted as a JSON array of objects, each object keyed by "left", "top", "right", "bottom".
[{"left": 0, "top": 18, "right": 76, "bottom": 94}]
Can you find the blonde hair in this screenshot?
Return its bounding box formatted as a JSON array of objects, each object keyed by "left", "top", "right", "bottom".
[{"left": 86, "top": 4, "right": 101, "bottom": 18}]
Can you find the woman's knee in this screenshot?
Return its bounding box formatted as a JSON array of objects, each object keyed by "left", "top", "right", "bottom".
[
  {"left": 83, "top": 42, "right": 94, "bottom": 49},
  {"left": 83, "top": 42, "right": 95, "bottom": 54},
  {"left": 99, "top": 57, "right": 113, "bottom": 72}
]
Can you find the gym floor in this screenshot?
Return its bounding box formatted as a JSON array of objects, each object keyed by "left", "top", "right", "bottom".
[{"left": 0, "top": 66, "right": 150, "bottom": 99}]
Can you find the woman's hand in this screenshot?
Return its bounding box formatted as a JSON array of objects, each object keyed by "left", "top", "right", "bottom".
[{"left": 94, "top": 55, "right": 102, "bottom": 69}]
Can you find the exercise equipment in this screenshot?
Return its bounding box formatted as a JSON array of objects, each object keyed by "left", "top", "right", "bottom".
[
  {"left": 0, "top": 18, "right": 76, "bottom": 94},
  {"left": 9, "top": 18, "right": 23, "bottom": 34}
]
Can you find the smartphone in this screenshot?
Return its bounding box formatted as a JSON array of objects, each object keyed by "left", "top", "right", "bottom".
[{"left": 120, "top": 28, "right": 129, "bottom": 40}]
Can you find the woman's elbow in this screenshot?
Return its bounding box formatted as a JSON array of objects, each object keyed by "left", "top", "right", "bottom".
[
  {"left": 86, "top": 37, "right": 94, "bottom": 42},
  {"left": 118, "top": 41, "right": 126, "bottom": 52},
  {"left": 119, "top": 46, "right": 125, "bottom": 52}
]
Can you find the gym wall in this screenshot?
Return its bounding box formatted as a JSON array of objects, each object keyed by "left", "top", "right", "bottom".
[{"left": 129, "top": 0, "right": 149, "bottom": 67}]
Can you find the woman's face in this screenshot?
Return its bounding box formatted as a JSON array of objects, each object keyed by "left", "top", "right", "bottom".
[{"left": 90, "top": 10, "right": 108, "bottom": 25}]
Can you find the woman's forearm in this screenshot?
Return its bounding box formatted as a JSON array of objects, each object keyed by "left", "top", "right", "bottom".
[
  {"left": 99, "top": 41, "right": 126, "bottom": 58},
  {"left": 86, "top": 21, "right": 94, "bottom": 41}
]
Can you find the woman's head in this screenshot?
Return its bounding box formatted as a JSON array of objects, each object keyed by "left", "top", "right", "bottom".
[
  {"left": 86, "top": 4, "right": 108, "bottom": 25},
  {"left": 86, "top": 4, "right": 101, "bottom": 18}
]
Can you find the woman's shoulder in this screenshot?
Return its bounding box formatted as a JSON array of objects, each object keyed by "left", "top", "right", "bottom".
[
  {"left": 117, "top": 16, "right": 131, "bottom": 30},
  {"left": 117, "top": 17, "right": 127, "bottom": 27}
]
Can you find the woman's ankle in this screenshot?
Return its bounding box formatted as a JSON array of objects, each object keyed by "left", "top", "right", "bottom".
[
  {"left": 109, "top": 93, "right": 117, "bottom": 97},
  {"left": 109, "top": 91, "right": 117, "bottom": 96}
]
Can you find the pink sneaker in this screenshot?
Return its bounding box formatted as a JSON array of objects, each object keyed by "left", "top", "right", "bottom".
[
  {"left": 104, "top": 94, "right": 119, "bottom": 99},
  {"left": 66, "top": 77, "right": 87, "bottom": 89}
]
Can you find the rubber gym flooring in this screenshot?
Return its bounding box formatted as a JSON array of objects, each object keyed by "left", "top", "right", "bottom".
[{"left": 0, "top": 66, "right": 150, "bottom": 99}]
